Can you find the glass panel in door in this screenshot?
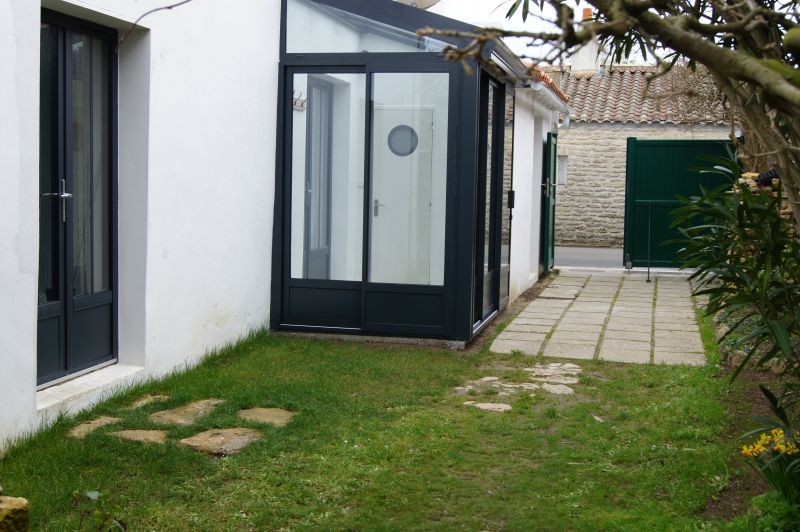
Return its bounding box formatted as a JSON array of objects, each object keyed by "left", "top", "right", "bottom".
[
  {"left": 290, "top": 73, "right": 366, "bottom": 281},
  {"left": 71, "top": 34, "right": 110, "bottom": 297},
  {"left": 39, "top": 24, "right": 60, "bottom": 305},
  {"left": 369, "top": 72, "right": 449, "bottom": 286}
]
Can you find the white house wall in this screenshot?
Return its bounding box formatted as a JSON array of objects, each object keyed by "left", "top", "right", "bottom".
[
  {"left": 1, "top": 0, "right": 281, "bottom": 446},
  {"left": 0, "top": 0, "right": 40, "bottom": 444}
]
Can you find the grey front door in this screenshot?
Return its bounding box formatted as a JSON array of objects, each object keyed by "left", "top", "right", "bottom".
[{"left": 37, "top": 12, "right": 116, "bottom": 385}]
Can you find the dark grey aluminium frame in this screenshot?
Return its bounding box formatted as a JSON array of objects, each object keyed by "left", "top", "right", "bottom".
[
  {"left": 38, "top": 9, "right": 119, "bottom": 385},
  {"left": 270, "top": 0, "right": 524, "bottom": 342}
]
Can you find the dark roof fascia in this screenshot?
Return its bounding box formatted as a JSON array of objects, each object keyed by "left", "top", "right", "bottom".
[{"left": 486, "top": 40, "right": 528, "bottom": 84}]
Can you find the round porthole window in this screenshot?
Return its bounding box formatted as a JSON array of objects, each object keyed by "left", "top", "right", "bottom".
[{"left": 387, "top": 125, "right": 419, "bottom": 157}]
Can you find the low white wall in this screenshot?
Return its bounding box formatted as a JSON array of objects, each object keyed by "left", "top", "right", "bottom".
[
  {"left": 0, "top": 0, "right": 40, "bottom": 444},
  {"left": 555, "top": 122, "right": 729, "bottom": 247}
]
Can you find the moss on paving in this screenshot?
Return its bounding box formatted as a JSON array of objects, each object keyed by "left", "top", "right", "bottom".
[{"left": 0, "top": 327, "right": 748, "bottom": 530}]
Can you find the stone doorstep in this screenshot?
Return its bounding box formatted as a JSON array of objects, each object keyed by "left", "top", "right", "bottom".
[
  {"left": 37, "top": 364, "right": 146, "bottom": 425},
  {"left": 599, "top": 348, "right": 651, "bottom": 364},
  {"left": 491, "top": 338, "right": 543, "bottom": 355}
]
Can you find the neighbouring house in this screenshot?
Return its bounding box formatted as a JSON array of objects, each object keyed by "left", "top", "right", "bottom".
[
  {"left": 547, "top": 32, "right": 730, "bottom": 249},
  {"left": 0, "top": 0, "right": 569, "bottom": 446}
]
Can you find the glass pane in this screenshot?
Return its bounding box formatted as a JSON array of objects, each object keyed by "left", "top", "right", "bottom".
[
  {"left": 370, "top": 72, "right": 449, "bottom": 286},
  {"left": 286, "top": 0, "right": 446, "bottom": 53},
  {"left": 72, "top": 34, "right": 110, "bottom": 297},
  {"left": 483, "top": 86, "right": 496, "bottom": 275},
  {"left": 39, "top": 24, "right": 60, "bottom": 304},
  {"left": 500, "top": 93, "right": 514, "bottom": 305},
  {"left": 290, "top": 73, "right": 366, "bottom": 281}
]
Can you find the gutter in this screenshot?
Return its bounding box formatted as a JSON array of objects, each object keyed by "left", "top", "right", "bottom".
[{"left": 528, "top": 80, "right": 571, "bottom": 129}]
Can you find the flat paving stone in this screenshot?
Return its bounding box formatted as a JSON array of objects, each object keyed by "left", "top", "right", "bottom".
[
  {"left": 549, "top": 330, "right": 600, "bottom": 342},
  {"left": 238, "top": 407, "right": 295, "bottom": 427},
  {"left": 654, "top": 338, "right": 704, "bottom": 352},
  {"left": 603, "top": 329, "right": 652, "bottom": 342},
  {"left": 150, "top": 398, "right": 225, "bottom": 426},
  {"left": 180, "top": 428, "right": 261, "bottom": 456},
  {"left": 124, "top": 393, "right": 170, "bottom": 410},
  {"left": 491, "top": 338, "right": 544, "bottom": 355},
  {"left": 110, "top": 429, "right": 167, "bottom": 444},
  {"left": 599, "top": 347, "right": 651, "bottom": 364},
  {"left": 515, "top": 317, "right": 559, "bottom": 326},
  {"left": 496, "top": 331, "right": 548, "bottom": 342},
  {"left": 505, "top": 324, "right": 553, "bottom": 334},
  {"left": 601, "top": 339, "right": 651, "bottom": 352},
  {"left": 555, "top": 322, "right": 603, "bottom": 333},
  {"left": 544, "top": 342, "right": 596, "bottom": 360},
  {"left": 463, "top": 401, "right": 512, "bottom": 412},
  {"left": 541, "top": 383, "right": 575, "bottom": 395},
  {"left": 69, "top": 416, "right": 121, "bottom": 439}
]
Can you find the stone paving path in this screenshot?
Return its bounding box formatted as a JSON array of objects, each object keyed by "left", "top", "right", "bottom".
[{"left": 491, "top": 270, "right": 705, "bottom": 365}]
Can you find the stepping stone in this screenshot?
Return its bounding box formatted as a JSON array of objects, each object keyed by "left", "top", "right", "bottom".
[
  {"left": 0, "top": 494, "right": 29, "bottom": 531},
  {"left": 463, "top": 401, "right": 512, "bottom": 412},
  {"left": 180, "top": 428, "right": 261, "bottom": 456},
  {"left": 238, "top": 407, "right": 296, "bottom": 427},
  {"left": 110, "top": 429, "right": 167, "bottom": 444},
  {"left": 149, "top": 398, "right": 224, "bottom": 426},
  {"left": 541, "top": 383, "right": 575, "bottom": 395},
  {"left": 69, "top": 416, "right": 121, "bottom": 439},
  {"left": 124, "top": 393, "right": 169, "bottom": 410}
]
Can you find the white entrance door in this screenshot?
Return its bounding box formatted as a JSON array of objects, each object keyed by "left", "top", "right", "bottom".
[{"left": 370, "top": 107, "right": 434, "bottom": 285}]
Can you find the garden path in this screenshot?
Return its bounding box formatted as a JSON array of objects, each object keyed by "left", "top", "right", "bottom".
[{"left": 491, "top": 270, "right": 705, "bottom": 365}]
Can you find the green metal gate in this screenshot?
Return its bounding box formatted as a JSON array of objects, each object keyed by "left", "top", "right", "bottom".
[
  {"left": 624, "top": 138, "right": 731, "bottom": 268},
  {"left": 541, "top": 132, "right": 557, "bottom": 273}
]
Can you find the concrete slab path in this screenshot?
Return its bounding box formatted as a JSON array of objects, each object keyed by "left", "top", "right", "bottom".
[{"left": 491, "top": 270, "right": 705, "bottom": 366}]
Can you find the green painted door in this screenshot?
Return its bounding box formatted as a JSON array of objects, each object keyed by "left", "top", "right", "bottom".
[
  {"left": 624, "top": 138, "right": 731, "bottom": 268},
  {"left": 541, "top": 132, "right": 557, "bottom": 273}
]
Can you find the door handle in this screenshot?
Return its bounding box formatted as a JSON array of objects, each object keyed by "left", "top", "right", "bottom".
[
  {"left": 59, "top": 178, "right": 72, "bottom": 223},
  {"left": 373, "top": 198, "right": 386, "bottom": 217}
]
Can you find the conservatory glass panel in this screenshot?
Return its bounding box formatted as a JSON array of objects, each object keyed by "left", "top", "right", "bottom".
[{"left": 286, "top": 0, "right": 447, "bottom": 53}]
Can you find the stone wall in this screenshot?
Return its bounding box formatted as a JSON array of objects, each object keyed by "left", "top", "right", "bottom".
[{"left": 554, "top": 122, "right": 729, "bottom": 247}]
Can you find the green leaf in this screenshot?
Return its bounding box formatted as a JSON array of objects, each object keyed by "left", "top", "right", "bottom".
[{"left": 766, "top": 319, "right": 793, "bottom": 357}]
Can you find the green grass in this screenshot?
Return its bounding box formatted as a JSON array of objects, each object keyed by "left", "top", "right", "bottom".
[{"left": 0, "top": 328, "right": 746, "bottom": 530}]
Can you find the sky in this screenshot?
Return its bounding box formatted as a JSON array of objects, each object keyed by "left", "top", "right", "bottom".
[{"left": 427, "top": 0, "right": 583, "bottom": 57}]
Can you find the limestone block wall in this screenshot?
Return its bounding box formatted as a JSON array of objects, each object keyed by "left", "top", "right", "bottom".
[{"left": 555, "top": 122, "right": 729, "bottom": 247}]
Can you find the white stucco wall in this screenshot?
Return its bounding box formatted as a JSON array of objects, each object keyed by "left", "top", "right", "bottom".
[
  {"left": 507, "top": 88, "right": 556, "bottom": 301},
  {"left": 555, "top": 122, "right": 729, "bottom": 247},
  {"left": 0, "top": 0, "right": 40, "bottom": 444},
  {"left": 1, "top": 0, "right": 280, "bottom": 446}
]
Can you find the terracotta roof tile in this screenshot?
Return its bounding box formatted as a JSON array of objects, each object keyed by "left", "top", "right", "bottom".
[{"left": 543, "top": 65, "right": 728, "bottom": 125}]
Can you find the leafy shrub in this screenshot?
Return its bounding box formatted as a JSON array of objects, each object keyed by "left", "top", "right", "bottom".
[{"left": 670, "top": 153, "right": 800, "bottom": 388}]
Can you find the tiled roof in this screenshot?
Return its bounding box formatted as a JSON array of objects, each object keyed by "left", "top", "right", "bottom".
[
  {"left": 528, "top": 64, "right": 570, "bottom": 104},
  {"left": 545, "top": 65, "right": 728, "bottom": 125}
]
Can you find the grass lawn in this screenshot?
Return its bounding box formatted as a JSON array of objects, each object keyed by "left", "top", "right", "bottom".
[{"left": 0, "top": 313, "right": 751, "bottom": 530}]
